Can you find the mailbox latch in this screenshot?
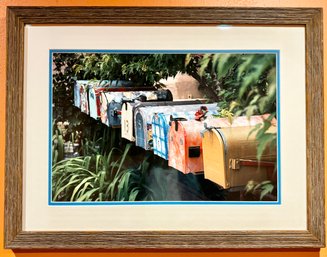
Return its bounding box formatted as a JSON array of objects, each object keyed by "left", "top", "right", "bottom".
[
  {"left": 230, "top": 159, "right": 240, "bottom": 170},
  {"left": 188, "top": 146, "right": 201, "bottom": 158},
  {"left": 230, "top": 158, "right": 275, "bottom": 171}
]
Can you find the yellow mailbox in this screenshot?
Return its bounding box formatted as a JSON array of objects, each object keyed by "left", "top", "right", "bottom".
[{"left": 202, "top": 125, "right": 277, "bottom": 189}]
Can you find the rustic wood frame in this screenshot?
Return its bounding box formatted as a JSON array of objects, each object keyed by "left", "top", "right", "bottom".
[{"left": 4, "top": 7, "right": 324, "bottom": 249}]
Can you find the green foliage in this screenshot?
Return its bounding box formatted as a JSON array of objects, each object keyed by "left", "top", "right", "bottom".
[
  {"left": 248, "top": 113, "right": 277, "bottom": 160},
  {"left": 80, "top": 125, "right": 119, "bottom": 157},
  {"left": 216, "top": 108, "right": 234, "bottom": 119},
  {"left": 52, "top": 144, "right": 169, "bottom": 202},
  {"left": 245, "top": 180, "right": 275, "bottom": 200},
  {"left": 73, "top": 53, "right": 189, "bottom": 87},
  {"left": 197, "top": 53, "right": 276, "bottom": 114},
  {"left": 52, "top": 53, "right": 107, "bottom": 158},
  {"left": 108, "top": 154, "right": 155, "bottom": 201},
  {"left": 52, "top": 144, "right": 132, "bottom": 201},
  {"left": 52, "top": 122, "right": 64, "bottom": 165}
]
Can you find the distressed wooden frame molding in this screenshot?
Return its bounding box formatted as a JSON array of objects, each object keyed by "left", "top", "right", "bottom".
[{"left": 5, "top": 7, "right": 325, "bottom": 249}]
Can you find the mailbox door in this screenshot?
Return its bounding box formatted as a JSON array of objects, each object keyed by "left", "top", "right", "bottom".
[
  {"left": 152, "top": 113, "right": 168, "bottom": 159},
  {"left": 144, "top": 110, "right": 155, "bottom": 150},
  {"left": 80, "top": 84, "right": 89, "bottom": 115},
  {"left": 135, "top": 112, "right": 145, "bottom": 148},
  {"left": 108, "top": 101, "right": 122, "bottom": 127},
  {"left": 100, "top": 92, "right": 109, "bottom": 126},
  {"left": 168, "top": 121, "right": 186, "bottom": 172},
  {"left": 103, "top": 92, "right": 123, "bottom": 127},
  {"left": 134, "top": 107, "right": 160, "bottom": 150},
  {"left": 88, "top": 87, "right": 98, "bottom": 120},
  {"left": 121, "top": 102, "right": 136, "bottom": 141},
  {"left": 74, "top": 81, "right": 82, "bottom": 108},
  {"left": 203, "top": 129, "right": 228, "bottom": 188},
  {"left": 94, "top": 88, "right": 103, "bottom": 118}
]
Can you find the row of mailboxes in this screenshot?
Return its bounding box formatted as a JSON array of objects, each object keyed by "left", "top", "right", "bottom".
[
  {"left": 134, "top": 103, "right": 219, "bottom": 150},
  {"left": 75, "top": 80, "right": 121, "bottom": 118},
  {"left": 98, "top": 91, "right": 276, "bottom": 188},
  {"left": 74, "top": 80, "right": 174, "bottom": 127},
  {"left": 120, "top": 100, "right": 202, "bottom": 142},
  {"left": 99, "top": 90, "right": 174, "bottom": 127},
  {"left": 74, "top": 81, "right": 277, "bottom": 189}
]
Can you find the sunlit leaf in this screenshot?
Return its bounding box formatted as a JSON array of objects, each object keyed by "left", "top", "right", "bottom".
[
  {"left": 260, "top": 183, "right": 274, "bottom": 200},
  {"left": 256, "top": 133, "right": 276, "bottom": 160},
  {"left": 199, "top": 54, "right": 211, "bottom": 76}
]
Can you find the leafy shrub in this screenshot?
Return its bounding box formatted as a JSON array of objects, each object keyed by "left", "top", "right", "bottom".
[{"left": 52, "top": 144, "right": 131, "bottom": 201}]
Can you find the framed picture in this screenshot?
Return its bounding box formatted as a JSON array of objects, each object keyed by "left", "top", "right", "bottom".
[{"left": 5, "top": 7, "right": 324, "bottom": 249}]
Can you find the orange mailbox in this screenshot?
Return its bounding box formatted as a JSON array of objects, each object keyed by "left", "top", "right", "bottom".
[
  {"left": 202, "top": 124, "right": 277, "bottom": 189},
  {"left": 168, "top": 120, "right": 205, "bottom": 174}
]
